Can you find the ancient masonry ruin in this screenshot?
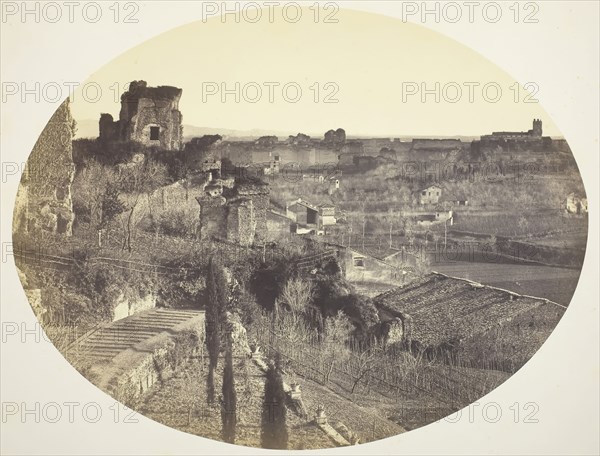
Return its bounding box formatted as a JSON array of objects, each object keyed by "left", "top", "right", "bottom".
[
  {"left": 14, "top": 98, "right": 76, "bottom": 236},
  {"left": 99, "top": 80, "right": 183, "bottom": 151},
  {"left": 323, "top": 128, "right": 346, "bottom": 147},
  {"left": 195, "top": 152, "right": 270, "bottom": 247}
]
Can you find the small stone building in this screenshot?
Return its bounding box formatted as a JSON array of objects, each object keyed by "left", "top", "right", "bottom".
[
  {"left": 287, "top": 199, "right": 319, "bottom": 227},
  {"left": 417, "top": 184, "right": 442, "bottom": 205},
  {"left": 319, "top": 205, "right": 337, "bottom": 227},
  {"left": 285, "top": 199, "right": 336, "bottom": 234}
]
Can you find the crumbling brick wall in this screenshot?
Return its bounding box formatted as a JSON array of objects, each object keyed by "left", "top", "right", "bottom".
[
  {"left": 195, "top": 161, "right": 270, "bottom": 247},
  {"left": 236, "top": 182, "right": 269, "bottom": 244},
  {"left": 197, "top": 195, "right": 227, "bottom": 242},
  {"left": 15, "top": 98, "right": 75, "bottom": 236},
  {"left": 226, "top": 198, "right": 256, "bottom": 246}
]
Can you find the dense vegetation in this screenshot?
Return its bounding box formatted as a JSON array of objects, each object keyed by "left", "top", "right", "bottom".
[{"left": 16, "top": 137, "right": 587, "bottom": 446}]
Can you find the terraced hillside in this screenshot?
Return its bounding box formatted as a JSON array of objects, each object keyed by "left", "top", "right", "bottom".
[
  {"left": 137, "top": 345, "right": 406, "bottom": 448},
  {"left": 63, "top": 308, "right": 204, "bottom": 403}
]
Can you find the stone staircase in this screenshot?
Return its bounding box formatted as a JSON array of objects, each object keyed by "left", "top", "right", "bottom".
[{"left": 65, "top": 308, "right": 203, "bottom": 364}]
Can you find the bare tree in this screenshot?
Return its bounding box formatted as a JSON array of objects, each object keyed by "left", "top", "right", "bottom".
[
  {"left": 350, "top": 348, "right": 378, "bottom": 394},
  {"left": 72, "top": 160, "right": 123, "bottom": 245},
  {"left": 280, "top": 278, "right": 313, "bottom": 315},
  {"left": 324, "top": 311, "right": 353, "bottom": 344},
  {"left": 404, "top": 346, "right": 436, "bottom": 388},
  {"left": 117, "top": 158, "right": 168, "bottom": 252},
  {"left": 321, "top": 311, "right": 352, "bottom": 385}
]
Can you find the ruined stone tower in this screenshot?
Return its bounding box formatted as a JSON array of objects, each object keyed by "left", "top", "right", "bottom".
[
  {"left": 99, "top": 80, "right": 183, "bottom": 150},
  {"left": 14, "top": 98, "right": 76, "bottom": 236},
  {"left": 196, "top": 176, "right": 270, "bottom": 247}
]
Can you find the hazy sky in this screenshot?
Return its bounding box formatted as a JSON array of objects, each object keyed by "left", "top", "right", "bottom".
[{"left": 70, "top": 8, "right": 561, "bottom": 137}]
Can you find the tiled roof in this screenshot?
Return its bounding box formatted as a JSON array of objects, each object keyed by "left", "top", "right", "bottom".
[{"left": 374, "top": 273, "right": 563, "bottom": 347}]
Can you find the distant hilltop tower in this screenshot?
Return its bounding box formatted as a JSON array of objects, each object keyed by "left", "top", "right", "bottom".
[
  {"left": 475, "top": 117, "right": 555, "bottom": 154},
  {"left": 532, "top": 118, "right": 542, "bottom": 137}
]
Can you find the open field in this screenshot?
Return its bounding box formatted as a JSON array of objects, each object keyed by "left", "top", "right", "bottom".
[{"left": 430, "top": 262, "right": 581, "bottom": 305}]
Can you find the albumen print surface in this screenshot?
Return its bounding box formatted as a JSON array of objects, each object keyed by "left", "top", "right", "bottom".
[{"left": 13, "top": 7, "right": 587, "bottom": 450}]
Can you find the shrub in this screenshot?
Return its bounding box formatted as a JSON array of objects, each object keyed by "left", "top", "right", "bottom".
[{"left": 148, "top": 207, "right": 198, "bottom": 238}]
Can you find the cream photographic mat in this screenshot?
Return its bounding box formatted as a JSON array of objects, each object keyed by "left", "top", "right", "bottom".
[{"left": 1, "top": 2, "right": 598, "bottom": 455}]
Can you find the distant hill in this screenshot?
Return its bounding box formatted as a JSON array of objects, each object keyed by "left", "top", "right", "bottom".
[
  {"left": 73, "top": 118, "right": 484, "bottom": 143},
  {"left": 73, "top": 119, "right": 299, "bottom": 141},
  {"left": 182, "top": 124, "right": 299, "bottom": 141}
]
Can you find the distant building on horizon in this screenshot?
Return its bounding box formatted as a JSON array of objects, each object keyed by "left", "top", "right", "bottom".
[
  {"left": 481, "top": 118, "right": 543, "bottom": 141},
  {"left": 472, "top": 119, "right": 565, "bottom": 154}
]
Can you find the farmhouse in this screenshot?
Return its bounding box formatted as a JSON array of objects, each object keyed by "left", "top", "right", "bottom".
[
  {"left": 287, "top": 199, "right": 319, "bottom": 225},
  {"left": 341, "top": 141, "right": 364, "bottom": 155},
  {"left": 416, "top": 184, "right": 442, "bottom": 205},
  {"left": 413, "top": 210, "right": 453, "bottom": 227},
  {"left": 286, "top": 198, "right": 337, "bottom": 234},
  {"left": 343, "top": 247, "right": 410, "bottom": 288},
  {"left": 374, "top": 273, "right": 565, "bottom": 361},
  {"left": 441, "top": 191, "right": 469, "bottom": 207},
  {"left": 319, "top": 205, "right": 337, "bottom": 226}
]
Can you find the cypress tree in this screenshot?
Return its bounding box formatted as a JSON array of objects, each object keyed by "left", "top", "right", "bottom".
[
  {"left": 205, "top": 256, "right": 228, "bottom": 404},
  {"left": 207, "top": 365, "right": 215, "bottom": 406},
  {"left": 221, "top": 346, "right": 236, "bottom": 444},
  {"left": 261, "top": 362, "right": 288, "bottom": 449}
]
